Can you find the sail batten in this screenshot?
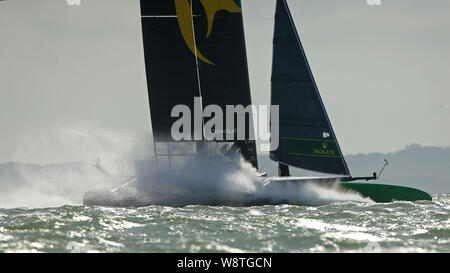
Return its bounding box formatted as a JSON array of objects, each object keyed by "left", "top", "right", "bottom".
[{"left": 270, "top": 0, "right": 350, "bottom": 175}]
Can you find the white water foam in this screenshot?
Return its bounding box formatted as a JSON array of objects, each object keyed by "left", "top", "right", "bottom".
[
  {"left": 0, "top": 127, "right": 142, "bottom": 208},
  {"left": 0, "top": 156, "right": 370, "bottom": 208},
  {"left": 129, "top": 157, "right": 371, "bottom": 207},
  {"left": 0, "top": 128, "right": 370, "bottom": 208},
  {"left": 0, "top": 161, "right": 118, "bottom": 208}
]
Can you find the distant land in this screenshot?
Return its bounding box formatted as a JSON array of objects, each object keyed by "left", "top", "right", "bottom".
[{"left": 259, "top": 144, "right": 450, "bottom": 194}]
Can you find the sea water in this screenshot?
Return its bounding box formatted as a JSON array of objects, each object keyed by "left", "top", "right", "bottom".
[
  {"left": 0, "top": 195, "right": 448, "bottom": 253},
  {"left": 0, "top": 161, "right": 448, "bottom": 253}
]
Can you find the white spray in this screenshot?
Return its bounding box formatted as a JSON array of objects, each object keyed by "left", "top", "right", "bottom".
[
  {"left": 0, "top": 129, "right": 370, "bottom": 208},
  {"left": 128, "top": 156, "right": 370, "bottom": 207}
]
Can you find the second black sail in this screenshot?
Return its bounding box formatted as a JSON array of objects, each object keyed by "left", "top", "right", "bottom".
[{"left": 270, "top": 0, "right": 350, "bottom": 176}]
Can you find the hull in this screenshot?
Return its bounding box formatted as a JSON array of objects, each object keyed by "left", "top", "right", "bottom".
[
  {"left": 83, "top": 176, "right": 432, "bottom": 208},
  {"left": 83, "top": 188, "right": 280, "bottom": 208},
  {"left": 266, "top": 177, "right": 432, "bottom": 203},
  {"left": 338, "top": 182, "right": 432, "bottom": 203}
]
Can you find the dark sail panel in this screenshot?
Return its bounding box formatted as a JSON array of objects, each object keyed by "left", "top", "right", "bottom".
[
  {"left": 140, "top": 0, "right": 200, "bottom": 141},
  {"left": 270, "top": 0, "right": 350, "bottom": 175},
  {"left": 191, "top": 0, "right": 252, "bottom": 128},
  {"left": 140, "top": 1, "right": 177, "bottom": 16},
  {"left": 191, "top": 0, "right": 257, "bottom": 167}
]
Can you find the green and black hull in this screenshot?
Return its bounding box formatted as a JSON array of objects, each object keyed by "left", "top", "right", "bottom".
[
  {"left": 83, "top": 177, "right": 432, "bottom": 208},
  {"left": 338, "top": 182, "right": 432, "bottom": 203},
  {"left": 268, "top": 176, "right": 432, "bottom": 203}
]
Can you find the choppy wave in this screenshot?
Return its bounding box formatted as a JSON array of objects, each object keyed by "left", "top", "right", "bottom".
[
  {"left": 1, "top": 160, "right": 448, "bottom": 253},
  {"left": 0, "top": 194, "right": 448, "bottom": 253}
]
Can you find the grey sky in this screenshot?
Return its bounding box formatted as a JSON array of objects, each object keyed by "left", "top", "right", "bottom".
[{"left": 0, "top": 0, "right": 449, "bottom": 164}]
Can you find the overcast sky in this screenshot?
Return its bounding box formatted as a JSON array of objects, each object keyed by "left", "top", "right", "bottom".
[{"left": 0, "top": 0, "right": 449, "bottom": 164}]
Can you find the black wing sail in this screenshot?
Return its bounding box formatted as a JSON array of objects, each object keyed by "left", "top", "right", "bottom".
[
  {"left": 140, "top": 1, "right": 201, "bottom": 142},
  {"left": 191, "top": 0, "right": 258, "bottom": 168},
  {"left": 191, "top": 0, "right": 253, "bottom": 127},
  {"left": 270, "top": 0, "right": 350, "bottom": 175},
  {"left": 140, "top": 0, "right": 257, "bottom": 168}
]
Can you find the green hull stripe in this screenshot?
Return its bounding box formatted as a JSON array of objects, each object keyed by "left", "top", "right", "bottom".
[
  {"left": 233, "top": 0, "right": 242, "bottom": 8},
  {"left": 339, "top": 183, "right": 432, "bottom": 203},
  {"left": 290, "top": 152, "right": 342, "bottom": 158},
  {"left": 282, "top": 137, "right": 337, "bottom": 143},
  {"left": 281, "top": 137, "right": 342, "bottom": 158}
]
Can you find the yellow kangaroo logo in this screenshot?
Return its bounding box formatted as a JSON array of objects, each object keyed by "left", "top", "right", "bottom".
[{"left": 174, "top": 0, "right": 242, "bottom": 65}]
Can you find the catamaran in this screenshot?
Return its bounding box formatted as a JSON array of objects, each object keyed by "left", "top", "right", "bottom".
[{"left": 83, "top": 0, "right": 431, "bottom": 207}]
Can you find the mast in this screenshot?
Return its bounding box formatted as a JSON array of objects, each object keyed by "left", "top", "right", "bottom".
[{"left": 270, "top": 0, "right": 350, "bottom": 176}]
